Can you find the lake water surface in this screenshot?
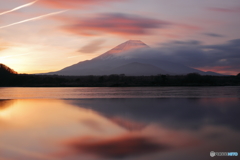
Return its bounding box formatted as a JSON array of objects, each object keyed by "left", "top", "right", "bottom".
[
  {"left": 0, "top": 86, "right": 240, "bottom": 99},
  {"left": 0, "top": 87, "right": 240, "bottom": 160}
]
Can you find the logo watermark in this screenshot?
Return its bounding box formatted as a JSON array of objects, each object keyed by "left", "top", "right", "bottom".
[{"left": 210, "top": 151, "right": 238, "bottom": 157}]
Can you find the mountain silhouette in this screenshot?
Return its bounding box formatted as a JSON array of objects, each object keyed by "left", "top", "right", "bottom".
[
  {"left": 0, "top": 64, "right": 17, "bottom": 76},
  {"left": 46, "top": 40, "right": 221, "bottom": 76}
]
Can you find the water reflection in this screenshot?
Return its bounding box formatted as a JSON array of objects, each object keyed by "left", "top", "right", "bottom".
[
  {"left": 0, "top": 99, "right": 240, "bottom": 160},
  {"left": 69, "top": 98, "right": 240, "bottom": 130}
]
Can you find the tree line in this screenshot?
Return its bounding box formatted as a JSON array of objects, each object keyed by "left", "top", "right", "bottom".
[{"left": 0, "top": 73, "right": 240, "bottom": 87}]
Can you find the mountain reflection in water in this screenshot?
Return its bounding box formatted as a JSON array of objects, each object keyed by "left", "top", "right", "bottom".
[{"left": 0, "top": 99, "right": 239, "bottom": 160}]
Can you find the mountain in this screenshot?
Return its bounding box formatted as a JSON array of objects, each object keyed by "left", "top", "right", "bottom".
[
  {"left": 47, "top": 40, "right": 221, "bottom": 76},
  {"left": 0, "top": 64, "right": 17, "bottom": 76},
  {"left": 108, "top": 62, "right": 168, "bottom": 76},
  {"left": 96, "top": 40, "right": 149, "bottom": 60}
]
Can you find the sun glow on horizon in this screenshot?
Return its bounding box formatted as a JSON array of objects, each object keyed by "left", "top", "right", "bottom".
[{"left": 0, "top": 45, "right": 96, "bottom": 74}]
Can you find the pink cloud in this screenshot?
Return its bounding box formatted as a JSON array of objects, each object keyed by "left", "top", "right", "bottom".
[
  {"left": 37, "top": 0, "right": 125, "bottom": 9},
  {"left": 208, "top": 7, "right": 240, "bottom": 13},
  {"left": 61, "top": 13, "right": 171, "bottom": 37},
  {"left": 178, "top": 24, "right": 202, "bottom": 31}
]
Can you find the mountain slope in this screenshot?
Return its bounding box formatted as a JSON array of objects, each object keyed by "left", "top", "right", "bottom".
[
  {"left": 105, "top": 62, "right": 169, "bottom": 76},
  {"left": 47, "top": 40, "right": 220, "bottom": 76}
]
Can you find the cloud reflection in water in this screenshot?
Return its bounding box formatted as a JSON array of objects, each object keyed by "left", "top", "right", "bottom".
[{"left": 0, "top": 98, "right": 239, "bottom": 160}]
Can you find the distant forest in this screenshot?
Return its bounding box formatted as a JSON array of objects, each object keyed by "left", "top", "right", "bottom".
[{"left": 1, "top": 73, "right": 240, "bottom": 87}]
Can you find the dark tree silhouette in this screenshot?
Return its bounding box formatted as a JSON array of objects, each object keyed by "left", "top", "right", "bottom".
[
  {"left": 0, "top": 64, "right": 240, "bottom": 87},
  {"left": 0, "top": 63, "right": 18, "bottom": 76}
]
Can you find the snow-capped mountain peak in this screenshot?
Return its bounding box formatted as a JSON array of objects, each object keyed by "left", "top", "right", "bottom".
[{"left": 96, "top": 40, "right": 149, "bottom": 60}]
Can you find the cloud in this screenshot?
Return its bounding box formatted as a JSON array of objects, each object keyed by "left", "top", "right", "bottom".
[
  {"left": 79, "top": 39, "right": 105, "bottom": 53},
  {"left": 120, "top": 39, "right": 240, "bottom": 75},
  {"left": 177, "top": 24, "right": 202, "bottom": 31},
  {"left": 61, "top": 134, "right": 170, "bottom": 158},
  {"left": 203, "top": 33, "right": 225, "bottom": 38},
  {"left": 0, "top": 10, "right": 67, "bottom": 29},
  {"left": 0, "top": 45, "right": 7, "bottom": 52},
  {"left": 0, "top": 40, "right": 11, "bottom": 52},
  {"left": 38, "top": 0, "right": 125, "bottom": 9},
  {"left": 0, "top": 0, "right": 38, "bottom": 16},
  {"left": 208, "top": 7, "right": 240, "bottom": 13},
  {"left": 62, "top": 13, "right": 171, "bottom": 37}
]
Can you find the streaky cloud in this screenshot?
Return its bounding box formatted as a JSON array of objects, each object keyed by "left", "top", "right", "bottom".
[
  {"left": 0, "top": 53, "right": 31, "bottom": 59},
  {"left": 0, "top": 10, "right": 68, "bottom": 29},
  {"left": 0, "top": 0, "right": 38, "bottom": 16}
]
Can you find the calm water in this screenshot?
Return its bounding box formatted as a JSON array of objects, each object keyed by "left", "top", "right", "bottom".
[
  {"left": 0, "top": 87, "right": 240, "bottom": 160},
  {"left": 0, "top": 86, "right": 240, "bottom": 99}
]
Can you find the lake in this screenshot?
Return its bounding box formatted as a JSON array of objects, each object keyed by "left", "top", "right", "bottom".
[
  {"left": 0, "top": 86, "right": 240, "bottom": 99},
  {"left": 0, "top": 87, "right": 240, "bottom": 160}
]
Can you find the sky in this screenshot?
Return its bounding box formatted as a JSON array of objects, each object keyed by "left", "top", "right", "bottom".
[{"left": 0, "top": 0, "right": 239, "bottom": 74}]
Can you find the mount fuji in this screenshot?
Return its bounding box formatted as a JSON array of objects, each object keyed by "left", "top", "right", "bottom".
[{"left": 47, "top": 40, "right": 220, "bottom": 76}]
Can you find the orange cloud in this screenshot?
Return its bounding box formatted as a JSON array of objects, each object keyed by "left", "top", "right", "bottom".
[
  {"left": 0, "top": 40, "right": 12, "bottom": 52},
  {"left": 62, "top": 13, "right": 171, "bottom": 37},
  {"left": 38, "top": 0, "right": 125, "bottom": 9}
]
